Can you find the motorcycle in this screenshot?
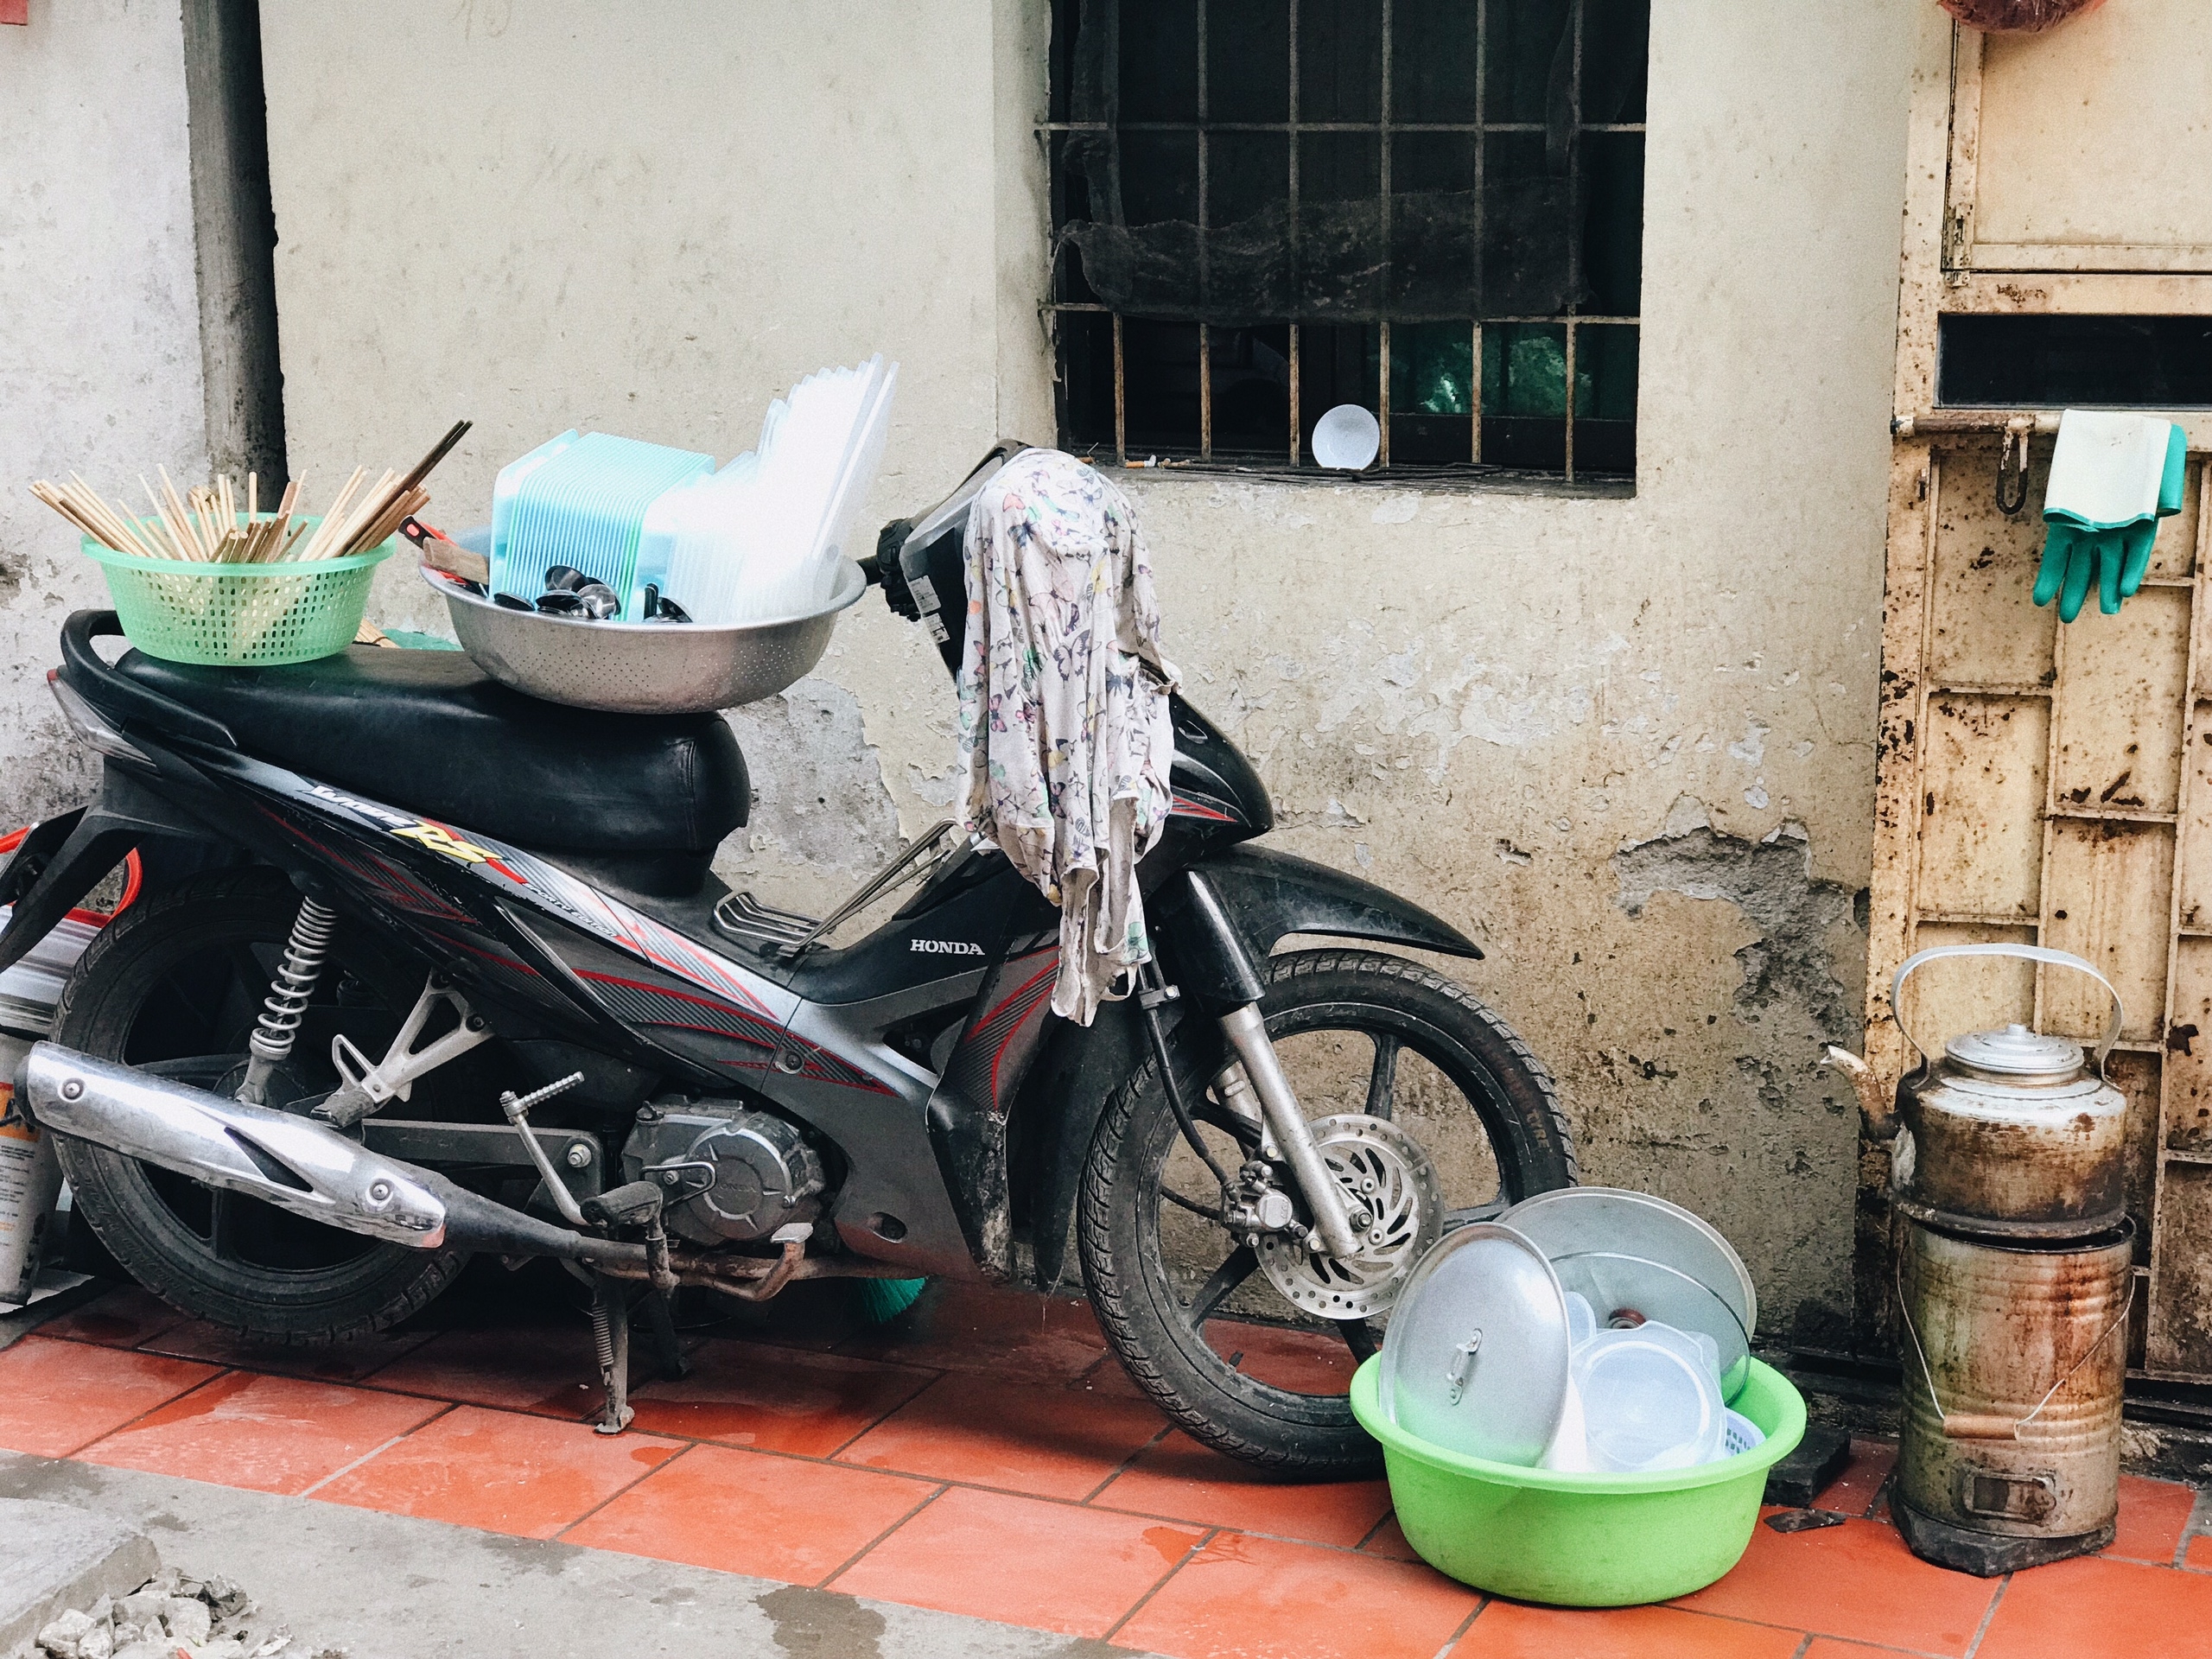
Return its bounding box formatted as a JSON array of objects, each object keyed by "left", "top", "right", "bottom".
[{"left": 0, "top": 443, "right": 1573, "bottom": 1474}]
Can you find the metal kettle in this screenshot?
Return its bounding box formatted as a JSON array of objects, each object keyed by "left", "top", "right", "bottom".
[{"left": 1828, "top": 944, "right": 2128, "bottom": 1241}]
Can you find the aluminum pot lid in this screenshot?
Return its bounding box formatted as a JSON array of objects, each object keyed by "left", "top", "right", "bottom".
[
  {"left": 1943, "top": 1022, "right": 2086, "bottom": 1080},
  {"left": 1500, "top": 1186, "right": 1758, "bottom": 1340},
  {"left": 1377, "top": 1223, "right": 1569, "bottom": 1466}
]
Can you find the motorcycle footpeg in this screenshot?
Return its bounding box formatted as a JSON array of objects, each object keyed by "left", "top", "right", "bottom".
[{"left": 582, "top": 1180, "right": 665, "bottom": 1228}]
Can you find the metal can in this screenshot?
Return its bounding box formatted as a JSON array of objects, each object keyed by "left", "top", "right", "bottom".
[
  {"left": 0, "top": 1030, "right": 63, "bottom": 1306},
  {"left": 0, "top": 900, "right": 105, "bottom": 1305},
  {"left": 1892, "top": 1217, "right": 2132, "bottom": 1574}
]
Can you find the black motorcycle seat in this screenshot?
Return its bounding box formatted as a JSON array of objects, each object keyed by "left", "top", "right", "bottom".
[{"left": 113, "top": 645, "right": 750, "bottom": 857}]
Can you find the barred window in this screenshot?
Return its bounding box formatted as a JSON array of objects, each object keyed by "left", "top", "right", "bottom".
[{"left": 1046, "top": 0, "right": 1647, "bottom": 481}]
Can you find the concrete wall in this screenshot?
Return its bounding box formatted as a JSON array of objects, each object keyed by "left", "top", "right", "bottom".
[
  {"left": 0, "top": 0, "right": 209, "bottom": 828},
  {"left": 210, "top": 0, "right": 1902, "bottom": 1339}
]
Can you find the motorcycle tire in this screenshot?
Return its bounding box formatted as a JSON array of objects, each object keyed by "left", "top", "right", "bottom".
[
  {"left": 50, "top": 868, "right": 468, "bottom": 1345},
  {"left": 1078, "top": 948, "right": 1577, "bottom": 1476}
]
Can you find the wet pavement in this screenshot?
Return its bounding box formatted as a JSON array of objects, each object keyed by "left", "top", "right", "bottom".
[{"left": 1, "top": 1269, "right": 2206, "bottom": 1659}]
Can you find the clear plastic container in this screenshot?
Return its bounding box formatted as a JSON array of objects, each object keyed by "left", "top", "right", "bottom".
[
  {"left": 1571, "top": 1320, "right": 1726, "bottom": 1472},
  {"left": 1539, "top": 1293, "right": 1600, "bottom": 1471},
  {"left": 490, "top": 430, "right": 576, "bottom": 594}
]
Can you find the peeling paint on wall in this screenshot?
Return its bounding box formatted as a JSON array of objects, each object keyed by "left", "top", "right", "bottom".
[
  {"left": 714, "top": 676, "right": 904, "bottom": 918},
  {"left": 1614, "top": 795, "right": 1859, "bottom": 1034}
]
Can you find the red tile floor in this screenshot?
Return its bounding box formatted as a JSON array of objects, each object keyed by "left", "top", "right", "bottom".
[{"left": 5, "top": 1274, "right": 2209, "bottom": 1659}]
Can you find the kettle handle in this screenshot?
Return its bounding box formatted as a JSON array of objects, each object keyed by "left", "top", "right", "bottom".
[{"left": 1891, "top": 944, "right": 2123, "bottom": 1080}]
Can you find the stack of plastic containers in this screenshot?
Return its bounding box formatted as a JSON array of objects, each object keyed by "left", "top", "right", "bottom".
[
  {"left": 491, "top": 432, "right": 715, "bottom": 616},
  {"left": 645, "top": 354, "right": 899, "bottom": 626},
  {"left": 486, "top": 355, "right": 898, "bottom": 626}
]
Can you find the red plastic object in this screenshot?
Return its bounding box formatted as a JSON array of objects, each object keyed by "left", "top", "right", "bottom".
[
  {"left": 0, "top": 825, "right": 142, "bottom": 925},
  {"left": 1937, "top": 0, "right": 2107, "bottom": 33},
  {"left": 0, "top": 2, "right": 27, "bottom": 27}
]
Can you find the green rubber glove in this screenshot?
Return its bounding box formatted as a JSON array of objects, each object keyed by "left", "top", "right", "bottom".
[
  {"left": 2034, "top": 423, "right": 2188, "bottom": 621},
  {"left": 2033, "top": 522, "right": 2096, "bottom": 621},
  {"left": 2117, "top": 517, "right": 2158, "bottom": 604},
  {"left": 2161, "top": 421, "right": 2189, "bottom": 517}
]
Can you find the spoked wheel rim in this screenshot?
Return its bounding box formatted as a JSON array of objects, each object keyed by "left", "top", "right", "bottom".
[{"left": 1142, "top": 998, "right": 1533, "bottom": 1409}]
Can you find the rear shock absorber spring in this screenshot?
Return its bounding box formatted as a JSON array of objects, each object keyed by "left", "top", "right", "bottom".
[{"left": 236, "top": 896, "right": 339, "bottom": 1104}]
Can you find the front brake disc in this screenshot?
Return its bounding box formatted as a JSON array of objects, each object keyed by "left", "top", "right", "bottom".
[{"left": 1255, "top": 1113, "right": 1442, "bottom": 1320}]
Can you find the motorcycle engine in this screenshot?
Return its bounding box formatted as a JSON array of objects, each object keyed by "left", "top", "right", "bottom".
[{"left": 620, "top": 1101, "right": 827, "bottom": 1245}]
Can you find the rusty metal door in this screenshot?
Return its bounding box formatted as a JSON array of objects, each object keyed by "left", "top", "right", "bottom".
[{"left": 1866, "top": 438, "right": 2212, "bottom": 1381}]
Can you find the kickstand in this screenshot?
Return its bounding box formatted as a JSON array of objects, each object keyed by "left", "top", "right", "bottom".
[
  {"left": 589, "top": 1274, "right": 634, "bottom": 1435},
  {"left": 644, "top": 1286, "right": 689, "bottom": 1382}
]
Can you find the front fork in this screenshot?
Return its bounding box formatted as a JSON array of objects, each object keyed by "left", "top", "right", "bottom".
[
  {"left": 1216, "top": 1004, "right": 1362, "bottom": 1259},
  {"left": 1130, "top": 962, "right": 1361, "bottom": 1262}
]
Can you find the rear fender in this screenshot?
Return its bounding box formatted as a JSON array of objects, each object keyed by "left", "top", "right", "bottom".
[{"left": 0, "top": 771, "right": 218, "bottom": 974}]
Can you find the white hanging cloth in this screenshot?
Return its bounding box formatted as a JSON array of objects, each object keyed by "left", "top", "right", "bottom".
[{"left": 957, "top": 449, "right": 1179, "bottom": 1025}]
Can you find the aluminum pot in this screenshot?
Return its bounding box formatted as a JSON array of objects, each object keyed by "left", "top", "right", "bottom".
[
  {"left": 1888, "top": 944, "right": 2128, "bottom": 1240},
  {"left": 1892, "top": 1217, "right": 2132, "bottom": 1573}
]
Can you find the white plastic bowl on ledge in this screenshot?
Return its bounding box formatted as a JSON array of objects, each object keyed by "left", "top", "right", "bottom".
[{"left": 1313, "top": 404, "right": 1382, "bottom": 471}]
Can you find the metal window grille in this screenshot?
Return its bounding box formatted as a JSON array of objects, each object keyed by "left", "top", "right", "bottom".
[{"left": 1046, "top": 0, "right": 1647, "bottom": 482}]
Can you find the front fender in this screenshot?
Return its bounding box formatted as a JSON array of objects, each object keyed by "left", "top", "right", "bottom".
[{"left": 1154, "top": 842, "right": 1481, "bottom": 1013}]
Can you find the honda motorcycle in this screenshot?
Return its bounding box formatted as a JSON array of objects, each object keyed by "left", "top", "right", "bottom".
[{"left": 0, "top": 443, "right": 1573, "bottom": 1474}]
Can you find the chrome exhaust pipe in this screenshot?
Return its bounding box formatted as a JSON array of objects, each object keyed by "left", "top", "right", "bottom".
[
  {"left": 29, "top": 1043, "right": 450, "bottom": 1248},
  {"left": 23, "top": 1043, "right": 645, "bottom": 1272}
]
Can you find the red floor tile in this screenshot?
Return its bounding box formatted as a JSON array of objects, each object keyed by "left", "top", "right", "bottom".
[
  {"left": 77, "top": 1370, "right": 444, "bottom": 1494},
  {"left": 1091, "top": 1430, "right": 1390, "bottom": 1548},
  {"left": 315, "top": 1405, "right": 680, "bottom": 1537},
  {"left": 1671, "top": 1515, "right": 2000, "bottom": 1656},
  {"left": 830, "top": 1486, "right": 1201, "bottom": 1638},
  {"left": 2190, "top": 1532, "right": 2212, "bottom": 1572},
  {"left": 1976, "top": 1552, "right": 2212, "bottom": 1659},
  {"left": 836, "top": 1371, "right": 1164, "bottom": 1500},
  {"left": 359, "top": 1322, "right": 628, "bottom": 1418},
  {"left": 2107, "top": 1475, "right": 2201, "bottom": 1565},
  {"left": 139, "top": 1319, "right": 433, "bottom": 1383},
  {"left": 35, "top": 1286, "right": 189, "bottom": 1349},
  {"left": 1116, "top": 1530, "right": 1479, "bottom": 1659},
  {"left": 623, "top": 1338, "right": 932, "bottom": 1457},
  {"left": 1359, "top": 1513, "right": 1421, "bottom": 1561},
  {"left": 1456, "top": 1601, "right": 1806, "bottom": 1659},
  {"left": 1204, "top": 1319, "right": 1358, "bottom": 1395},
  {"left": 1800, "top": 1643, "right": 1924, "bottom": 1658},
  {"left": 834, "top": 1281, "right": 1109, "bottom": 1383},
  {"left": 567, "top": 1442, "right": 934, "bottom": 1586},
  {"left": 0, "top": 1336, "right": 219, "bottom": 1456},
  {"left": 1813, "top": 1438, "right": 1897, "bottom": 1519}
]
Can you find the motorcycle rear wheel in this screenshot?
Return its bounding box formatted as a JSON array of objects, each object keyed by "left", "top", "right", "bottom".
[
  {"left": 50, "top": 869, "right": 468, "bottom": 1345},
  {"left": 1078, "top": 948, "right": 1576, "bottom": 1476}
]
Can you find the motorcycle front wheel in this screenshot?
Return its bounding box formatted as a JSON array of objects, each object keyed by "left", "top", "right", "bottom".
[
  {"left": 1078, "top": 948, "right": 1576, "bottom": 1476},
  {"left": 50, "top": 868, "right": 471, "bottom": 1344}
]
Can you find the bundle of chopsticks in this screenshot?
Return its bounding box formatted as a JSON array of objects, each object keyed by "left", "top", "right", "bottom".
[{"left": 29, "top": 420, "right": 471, "bottom": 566}]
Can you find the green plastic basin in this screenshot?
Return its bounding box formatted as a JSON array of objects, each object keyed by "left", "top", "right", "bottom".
[{"left": 1350, "top": 1354, "right": 1807, "bottom": 1607}]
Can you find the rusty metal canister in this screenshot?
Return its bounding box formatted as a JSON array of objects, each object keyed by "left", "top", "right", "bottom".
[
  {"left": 1876, "top": 944, "right": 2134, "bottom": 1575},
  {"left": 1892, "top": 1219, "right": 2132, "bottom": 1573}
]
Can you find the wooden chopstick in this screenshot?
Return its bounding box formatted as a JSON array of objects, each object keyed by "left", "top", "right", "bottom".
[{"left": 36, "top": 451, "right": 446, "bottom": 568}]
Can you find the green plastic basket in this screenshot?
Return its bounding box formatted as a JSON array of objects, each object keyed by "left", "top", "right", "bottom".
[
  {"left": 83, "top": 517, "right": 396, "bottom": 666},
  {"left": 1351, "top": 1354, "right": 1807, "bottom": 1607}
]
